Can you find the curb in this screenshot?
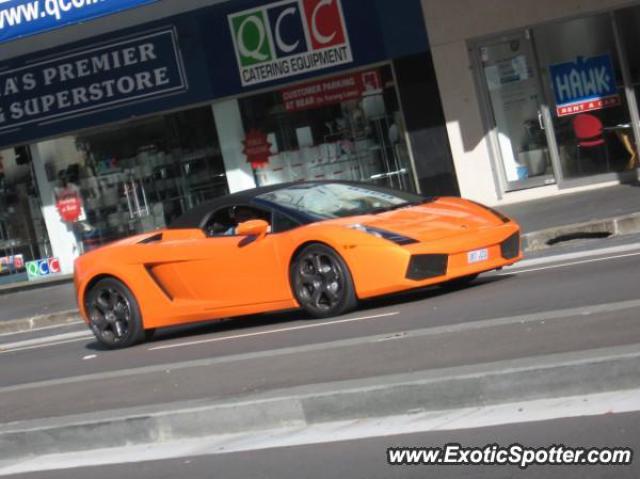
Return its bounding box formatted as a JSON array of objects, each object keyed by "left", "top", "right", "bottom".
[
  {"left": 0, "top": 311, "right": 81, "bottom": 335},
  {"left": 2, "top": 345, "right": 639, "bottom": 460},
  {"left": 522, "top": 212, "right": 640, "bottom": 251},
  {"left": 0, "top": 276, "right": 73, "bottom": 296}
]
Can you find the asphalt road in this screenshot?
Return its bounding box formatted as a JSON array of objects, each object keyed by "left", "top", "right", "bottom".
[
  {"left": 0, "top": 282, "right": 75, "bottom": 322},
  {"left": 4, "top": 410, "right": 638, "bottom": 479},
  {"left": 1, "top": 236, "right": 640, "bottom": 423}
]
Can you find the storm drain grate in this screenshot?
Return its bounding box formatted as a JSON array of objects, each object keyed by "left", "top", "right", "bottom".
[{"left": 546, "top": 231, "right": 612, "bottom": 246}]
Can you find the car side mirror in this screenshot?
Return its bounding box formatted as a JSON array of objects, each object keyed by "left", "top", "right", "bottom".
[{"left": 235, "top": 219, "right": 269, "bottom": 238}]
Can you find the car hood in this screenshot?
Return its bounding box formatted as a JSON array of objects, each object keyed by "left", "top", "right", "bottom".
[{"left": 325, "top": 198, "right": 504, "bottom": 243}]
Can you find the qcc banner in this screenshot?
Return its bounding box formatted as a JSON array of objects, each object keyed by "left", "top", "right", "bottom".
[
  {"left": 0, "top": 0, "right": 158, "bottom": 44},
  {"left": 0, "top": 28, "right": 188, "bottom": 134}
]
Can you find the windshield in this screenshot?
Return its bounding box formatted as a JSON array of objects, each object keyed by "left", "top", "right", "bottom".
[{"left": 257, "top": 183, "right": 427, "bottom": 219}]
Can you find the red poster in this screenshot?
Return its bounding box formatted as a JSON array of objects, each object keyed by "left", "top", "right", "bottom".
[
  {"left": 56, "top": 190, "right": 82, "bottom": 223},
  {"left": 243, "top": 129, "right": 272, "bottom": 169},
  {"left": 282, "top": 69, "right": 382, "bottom": 113}
]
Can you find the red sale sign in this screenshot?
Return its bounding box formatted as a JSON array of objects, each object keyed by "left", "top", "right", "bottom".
[
  {"left": 56, "top": 191, "right": 82, "bottom": 223},
  {"left": 243, "top": 129, "right": 272, "bottom": 169},
  {"left": 281, "top": 69, "right": 382, "bottom": 113}
]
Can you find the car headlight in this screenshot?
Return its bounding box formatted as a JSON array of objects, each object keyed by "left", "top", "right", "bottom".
[{"left": 347, "top": 224, "right": 418, "bottom": 245}]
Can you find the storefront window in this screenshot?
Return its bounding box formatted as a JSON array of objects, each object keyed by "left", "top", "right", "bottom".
[
  {"left": 0, "top": 147, "right": 50, "bottom": 284},
  {"left": 615, "top": 5, "right": 640, "bottom": 172},
  {"left": 534, "top": 14, "right": 635, "bottom": 179},
  {"left": 479, "top": 33, "right": 555, "bottom": 190},
  {"left": 35, "top": 106, "right": 228, "bottom": 252},
  {"left": 239, "top": 66, "right": 417, "bottom": 192}
]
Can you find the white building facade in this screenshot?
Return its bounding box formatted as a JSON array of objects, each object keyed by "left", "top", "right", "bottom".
[{"left": 422, "top": 0, "right": 640, "bottom": 205}]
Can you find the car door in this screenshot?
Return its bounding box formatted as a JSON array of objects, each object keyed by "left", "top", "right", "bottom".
[{"left": 167, "top": 204, "right": 290, "bottom": 311}]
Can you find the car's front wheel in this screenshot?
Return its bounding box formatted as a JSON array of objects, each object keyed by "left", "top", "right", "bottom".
[
  {"left": 291, "top": 243, "right": 357, "bottom": 318},
  {"left": 85, "top": 278, "right": 145, "bottom": 349}
]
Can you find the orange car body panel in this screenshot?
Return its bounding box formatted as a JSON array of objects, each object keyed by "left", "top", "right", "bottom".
[{"left": 74, "top": 197, "right": 522, "bottom": 330}]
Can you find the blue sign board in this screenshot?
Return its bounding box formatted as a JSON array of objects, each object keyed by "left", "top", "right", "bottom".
[
  {"left": 0, "top": 0, "right": 429, "bottom": 147},
  {"left": 0, "top": 0, "right": 158, "bottom": 44},
  {"left": 0, "top": 28, "right": 188, "bottom": 134},
  {"left": 549, "top": 54, "right": 621, "bottom": 117}
]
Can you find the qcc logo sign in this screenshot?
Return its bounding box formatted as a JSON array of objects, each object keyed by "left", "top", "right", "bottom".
[
  {"left": 26, "top": 257, "right": 62, "bottom": 281},
  {"left": 229, "top": 0, "right": 353, "bottom": 87}
]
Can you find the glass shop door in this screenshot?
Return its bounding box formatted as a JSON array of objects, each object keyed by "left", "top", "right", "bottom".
[{"left": 477, "top": 31, "right": 557, "bottom": 191}]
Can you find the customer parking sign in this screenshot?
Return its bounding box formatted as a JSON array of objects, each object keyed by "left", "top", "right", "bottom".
[{"left": 229, "top": 0, "right": 353, "bottom": 87}]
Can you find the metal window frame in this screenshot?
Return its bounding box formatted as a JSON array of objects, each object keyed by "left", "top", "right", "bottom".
[{"left": 468, "top": 30, "right": 559, "bottom": 197}]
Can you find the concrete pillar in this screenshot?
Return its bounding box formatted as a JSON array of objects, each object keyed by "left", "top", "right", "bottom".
[
  {"left": 212, "top": 99, "right": 256, "bottom": 193},
  {"left": 30, "top": 143, "right": 80, "bottom": 275}
]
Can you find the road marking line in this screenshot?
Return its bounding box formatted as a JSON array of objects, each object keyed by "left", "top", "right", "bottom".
[
  {"left": 0, "top": 337, "right": 90, "bottom": 355},
  {"left": 2, "top": 388, "right": 639, "bottom": 475},
  {"left": 499, "top": 251, "right": 640, "bottom": 275},
  {"left": 0, "top": 331, "right": 92, "bottom": 351},
  {"left": 0, "top": 321, "right": 82, "bottom": 338},
  {"left": 513, "top": 241, "right": 640, "bottom": 269},
  {"left": 148, "top": 312, "right": 400, "bottom": 351},
  {"left": 2, "top": 304, "right": 639, "bottom": 394}
]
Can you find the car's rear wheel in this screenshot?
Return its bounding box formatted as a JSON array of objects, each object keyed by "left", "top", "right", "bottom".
[
  {"left": 86, "top": 278, "right": 145, "bottom": 349},
  {"left": 291, "top": 244, "right": 357, "bottom": 318}
]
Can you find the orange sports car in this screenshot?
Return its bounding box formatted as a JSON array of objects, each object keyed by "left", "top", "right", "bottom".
[{"left": 74, "top": 181, "right": 522, "bottom": 348}]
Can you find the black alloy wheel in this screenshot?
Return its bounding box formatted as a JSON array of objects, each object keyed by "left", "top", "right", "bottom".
[
  {"left": 291, "top": 243, "right": 357, "bottom": 318},
  {"left": 86, "top": 278, "right": 145, "bottom": 349}
]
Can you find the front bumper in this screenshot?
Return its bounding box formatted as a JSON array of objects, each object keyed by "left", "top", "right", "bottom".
[{"left": 348, "top": 224, "right": 522, "bottom": 299}]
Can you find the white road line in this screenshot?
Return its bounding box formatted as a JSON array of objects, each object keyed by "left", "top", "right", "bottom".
[
  {"left": 0, "top": 331, "right": 92, "bottom": 351},
  {"left": 3, "top": 388, "right": 639, "bottom": 476},
  {"left": 0, "top": 321, "right": 82, "bottom": 338},
  {"left": 148, "top": 312, "right": 400, "bottom": 351},
  {"left": 2, "top": 302, "right": 638, "bottom": 394},
  {"left": 498, "top": 251, "right": 640, "bottom": 275},
  {"left": 513, "top": 241, "right": 640, "bottom": 269},
  {"left": 0, "top": 337, "right": 90, "bottom": 355}
]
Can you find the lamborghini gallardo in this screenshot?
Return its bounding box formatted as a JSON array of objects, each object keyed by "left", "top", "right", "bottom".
[{"left": 74, "top": 181, "right": 522, "bottom": 348}]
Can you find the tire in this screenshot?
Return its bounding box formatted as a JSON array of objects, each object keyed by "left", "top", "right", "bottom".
[
  {"left": 439, "top": 273, "right": 479, "bottom": 291},
  {"left": 290, "top": 243, "right": 357, "bottom": 318},
  {"left": 85, "top": 278, "right": 145, "bottom": 349}
]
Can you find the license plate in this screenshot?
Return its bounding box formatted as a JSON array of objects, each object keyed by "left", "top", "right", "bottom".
[{"left": 467, "top": 248, "right": 489, "bottom": 264}]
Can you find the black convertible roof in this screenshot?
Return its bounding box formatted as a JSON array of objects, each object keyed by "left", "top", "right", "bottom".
[
  {"left": 170, "top": 181, "right": 371, "bottom": 229},
  {"left": 169, "top": 182, "right": 300, "bottom": 230},
  {"left": 169, "top": 180, "right": 427, "bottom": 230}
]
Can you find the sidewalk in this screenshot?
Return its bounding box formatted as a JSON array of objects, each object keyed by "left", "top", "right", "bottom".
[
  {"left": 0, "top": 281, "right": 78, "bottom": 333},
  {"left": 0, "top": 274, "right": 72, "bottom": 295},
  {"left": 499, "top": 182, "right": 640, "bottom": 250},
  {"left": 500, "top": 181, "right": 640, "bottom": 233}
]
